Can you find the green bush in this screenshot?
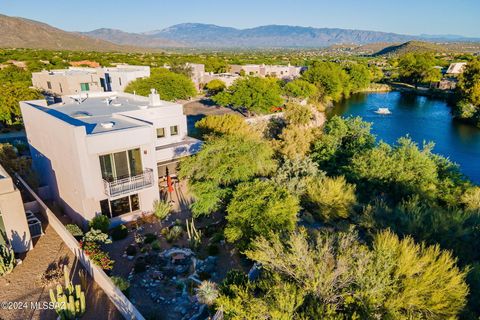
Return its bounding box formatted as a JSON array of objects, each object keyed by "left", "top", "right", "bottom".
[
  {"left": 153, "top": 200, "right": 171, "bottom": 221},
  {"left": 151, "top": 240, "right": 161, "bottom": 251},
  {"left": 210, "top": 232, "right": 224, "bottom": 244},
  {"left": 89, "top": 215, "right": 110, "bottom": 233},
  {"left": 166, "top": 225, "right": 183, "bottom": 243},
  {"left": 144, "top": 233, "right": 157, "bottom": 244},
  {"left": 111, "top": 276, "right": 130, "bottom": 297},
  {"left": 111, "top": 225, "right": 128, "bottom": 241},
  {"left": 66, "top": 224, "right": 84, "bottom": 238}
]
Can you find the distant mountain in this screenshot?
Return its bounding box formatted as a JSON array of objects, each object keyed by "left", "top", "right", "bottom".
[
  {"left": 0, "top": 14, "right": 137, "bottom": 51},
  {"left": 82, "top": 28, "right": 184, "bottom": 48},
  {"left": 144, "top": 23, "right": 424, "bottom": 48},
  {"left": 2, "top": 13, "right": 479, "bottom": 51}
]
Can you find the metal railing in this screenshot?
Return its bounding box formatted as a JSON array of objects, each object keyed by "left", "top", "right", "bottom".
[{"left": 103, "top": 168, "right": 154, "bottom": 197}]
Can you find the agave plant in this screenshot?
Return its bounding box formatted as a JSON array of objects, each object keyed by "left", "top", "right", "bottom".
[
  {"left": 0, "top": 244, "right": 15, "bottom": 276},
  {"left": 196, "top": 280, "right": 219, "bottom": 306}
]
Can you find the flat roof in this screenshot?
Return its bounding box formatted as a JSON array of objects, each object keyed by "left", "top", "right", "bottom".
[{"left": 24, "top": 92, "right": 181, "bottom": 135}]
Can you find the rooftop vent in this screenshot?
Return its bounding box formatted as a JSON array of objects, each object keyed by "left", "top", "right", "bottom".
[
  {"left": 112, "top": 103, "right": 122, "bottom": 107},
  {"left": 148, "top": 88, "right": 162, "bottom": 107},
  {"left": 100, "top": 122, "right": 115, "bottom": 129},
  {"left": 72, "top": 111, "right": 92, "bottom": 118}
]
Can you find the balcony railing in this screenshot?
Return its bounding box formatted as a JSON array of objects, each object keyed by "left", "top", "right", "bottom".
[{"left": 103, "top": 168, "right": 154, "bottom": 198}]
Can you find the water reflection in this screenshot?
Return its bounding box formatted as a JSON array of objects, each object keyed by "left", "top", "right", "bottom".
[{"left": 332, "top": 92, "right": 480, "bottom": 184}]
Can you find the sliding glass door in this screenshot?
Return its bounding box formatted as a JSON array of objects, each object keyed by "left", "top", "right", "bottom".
[{"left": 100, "top": 148, "right": 142, "bottom": 181}]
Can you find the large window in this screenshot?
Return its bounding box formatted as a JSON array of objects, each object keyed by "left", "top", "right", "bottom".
[
  {"left": 156, "top": 128, "right": 165, "bottom": 138},
  {"left": 99, "top": 148, "right": 142, "bottom": 181},
  {"left": 170, "top": 125, "right": 179, "bottom": 136},
  {"left": 100, "top": 194, "right": 140, "bottom": 218},
  {"left": 80, "top": 83, "right": 90, "bottom": 92}
]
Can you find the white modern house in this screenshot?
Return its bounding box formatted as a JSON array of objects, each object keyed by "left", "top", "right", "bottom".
[
  {"left": 20, "top": 90, "right": 201, "bottom": 227},
  {"left": 32, "top": 65, "right": 150, "bottom": 95}
]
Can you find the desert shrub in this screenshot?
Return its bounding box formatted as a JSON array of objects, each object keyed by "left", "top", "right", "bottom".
[
  {"left": 126, "top": 244, "right": 137, "bottom": 256},
  {"left": 83, "top": 229, "right": 112, "bottom": 244},
  {"left": 210, "top": 232, "right": 224, "bottom": 244},
  {"left": 166, "top": 225, "right": 183, "bottom": 243},
  {"left": 66, "top": 224, "right": 84, "bottom": 239},
  {"left": 153, "top": 200, "right": 171, "bottom": 221},
  {"left": 144, "top": 233, "right": 157, "bottom": 244},
  {"left": 196, "top": 280, "right": 219, "bottom": 306},
  {"left": 151, "top": 240, "right": 161, "bottom": 251},
  {"left": 305, "top": 175, "right": 357, "bottom": 221},
  {"left": 284, "top": 102, "right": 313, "bottom": 126},
  {"left": 89, "top": 215, "right": 110, "bottom": 233},
  {"left": 462, "top": 187, "right": 480, "bottom": 211},
  {"left": 111, "top": 276, "right": 130, "bottom": 297},
  {"left": 111, "top": 225, "right": 128, "bottom": 241}
]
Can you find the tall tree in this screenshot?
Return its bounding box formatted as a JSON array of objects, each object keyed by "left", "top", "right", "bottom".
[
  {"left": 213, "top": 77, "right": 283, "bottom": 114},
  {"left": 179, "top": 135, "right": 276, "bottom": 216},
  {"left": 225, "top": 179, "right": 299, "bottom": 249}
]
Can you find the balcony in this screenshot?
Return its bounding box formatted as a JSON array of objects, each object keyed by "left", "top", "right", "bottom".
[{"left": 103, "top": 168, "right": 154, "bottom": 198}]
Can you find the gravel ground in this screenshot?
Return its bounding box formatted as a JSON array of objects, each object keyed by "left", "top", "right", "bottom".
[{"left": 0, "top": 224, "right": 122, "bottom": 320}]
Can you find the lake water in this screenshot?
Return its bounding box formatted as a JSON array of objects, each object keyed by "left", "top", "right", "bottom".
[{"left": 331, "top": 91, "right": 480, "bottom": 184}]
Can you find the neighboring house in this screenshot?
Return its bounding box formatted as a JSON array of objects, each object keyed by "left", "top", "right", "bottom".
[
  {"left": 186, "top": 63, "right": 240, "bottom": 90},
  {"left": 0, "top": 164, "right": 32, "bottom": 253},
  {"left": 446, "top": 62, "right": 467, "bottom": 76},
  {"left": 32, "top": 68, "right": 104, "bottom": 96},
  {"left": 32, "top": 65, "right": 150, "bottom": 95},
  {"left": 431, "top": 78, "right": 457, "bottom": 90},
  {"left": 202, "top": 73, "right": 240, "bottom": 88},
  {"left": 230, "top": 63, "right": 304, "bottom": 79},
  {"left": 20, "top": 90, "right": 201, "bottom": 227},
  {"left": 102, "top": 65, "right": 150, "bottom": 92}
]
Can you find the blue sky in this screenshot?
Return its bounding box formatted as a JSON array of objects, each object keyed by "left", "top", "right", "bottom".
[{"left": 1, "top": 0, "right": 479, "bottom": 37}]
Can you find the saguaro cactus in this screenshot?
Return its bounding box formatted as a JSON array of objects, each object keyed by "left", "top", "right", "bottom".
[
  {"left": 186, "top": 218, "right": 202, "bottom": 249},
  {"left": 0, "top": 244, "right": 15, "bottom": 276},
  {"left": 49, "top": 266, "right": 86, "bottom": 319}
]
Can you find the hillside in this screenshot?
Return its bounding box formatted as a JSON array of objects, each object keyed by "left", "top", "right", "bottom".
[
  {"left": 81, "top": 28, "right": 184, "bottom": 48},
  {"left": 373, "top": 41, "right": 449, "bottom": 56},
  {"left": 0, "top": 14, "right": 137, "bottom": 52}
]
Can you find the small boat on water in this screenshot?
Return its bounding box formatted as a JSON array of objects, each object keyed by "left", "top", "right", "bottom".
[{"left": 374, "top": 107, "right": 392, "bottom": 115}]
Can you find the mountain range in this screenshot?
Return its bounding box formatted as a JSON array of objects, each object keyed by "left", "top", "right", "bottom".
[
  {"left": 1, "top": 13, "right": 479, "bottom": 52},
  {"left": 86, "top": 23, "right": 480, "bottom": 48}
]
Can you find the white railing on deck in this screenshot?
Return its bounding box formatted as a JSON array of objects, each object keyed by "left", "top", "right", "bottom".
[{"left": 103, "top": 168, "right": 154, "bottom": 197}]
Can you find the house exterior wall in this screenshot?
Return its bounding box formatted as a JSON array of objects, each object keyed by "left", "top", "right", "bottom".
[
  {"left": 32, "top": 71, "right": 103, "bottom": 95},
  {"left": 102, "top": 66, "right": 150, "bottom": 92},
  {"left": 19, "top": 94, "right": 197, "bottom": 228},
  {"left": 0, "top": 165, "right": 32, "bottom": 253}
]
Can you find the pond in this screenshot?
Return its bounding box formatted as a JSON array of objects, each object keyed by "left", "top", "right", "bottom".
[{"left": 331, "top": 91, "right": 480, "bottom": 184}]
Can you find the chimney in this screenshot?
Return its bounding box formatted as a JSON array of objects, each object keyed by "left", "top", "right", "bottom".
[{"left": 148, "top": 88, "right": 162, "bottom": 106}]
